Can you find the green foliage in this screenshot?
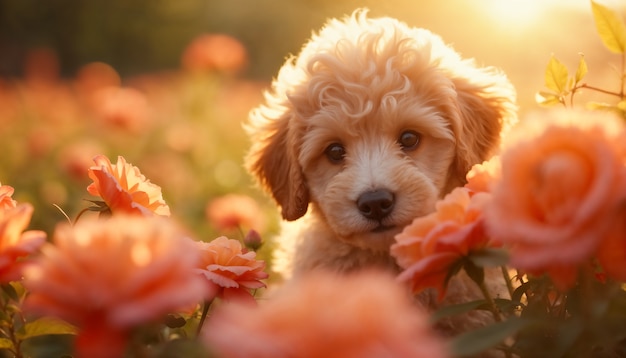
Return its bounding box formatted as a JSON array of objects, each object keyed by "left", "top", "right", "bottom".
[
  {"left": 536, "top": 0, "right": 626, "bottom": 117},
  {"left": 451, "top": 317, "right": 531, "bottom": 357},
  {"left": 591, "top": 0, "right": 626, "bottom": 54},
  {"left": 18, "top": 318, "right": 77, "bottom": 341},
  {"left": 535, "top": 54, "right": 588, "bottom": 107},
  {"left": 0, "top": 283, "right": 77, "bottom": 358},
  {"left": 468, "top": 248, "right": 509, "bottom": 268}
]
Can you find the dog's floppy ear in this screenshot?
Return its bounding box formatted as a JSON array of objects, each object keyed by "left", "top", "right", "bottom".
[
  {"left": 449, "top": 68, "right": 517, "bottom": 179},
  {"left": 245, "top": 95, "right": 310, "bottom": 221}
]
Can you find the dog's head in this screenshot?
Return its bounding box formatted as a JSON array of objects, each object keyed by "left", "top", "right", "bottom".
[{"left": 246, "top": 10, "right": 517, "bottom": 251}]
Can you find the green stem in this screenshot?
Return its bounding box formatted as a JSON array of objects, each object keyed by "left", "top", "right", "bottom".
[
  {"left": 579, "top": 83, "right": 623, "bottom": 98},
  {"left": 476, "top": 279, "right": 513, "bottom": 358},
  {"left": 477, "top": 279, "right": 502, "bottom": 323},
  {"left": 73, "top": 207, "right": 91, "bottom": 225},
  {"left": 500, "top": 266, "right": 515, "bottom": 299},
  {"left": 0, "top": 294, "right": 21, "bottom": 358},
  {"left": 196, "top": 299, "right": 214, "bottom": 336}
]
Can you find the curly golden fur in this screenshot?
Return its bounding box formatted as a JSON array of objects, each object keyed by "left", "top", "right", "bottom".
[
  {"left": 246, "top": 10, "right": 516, "bottom": 279},
  {"left": 246, "top": 12, "right": 513, "bottom": 334},
  {"left": 245, "top": 10, "right": 517, "bottom": 345}
]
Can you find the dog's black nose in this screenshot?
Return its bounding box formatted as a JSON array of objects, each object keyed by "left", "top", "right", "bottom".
[{"left": 357, "top": 189, "right": 395, "bottom": 221}]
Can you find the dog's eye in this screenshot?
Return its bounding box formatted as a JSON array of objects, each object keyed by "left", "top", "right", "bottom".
[
  {"left": 398, "top": 130, "right": 421, "bottom": 151},
  {"left": 325, "top": 143, "right": 346, "bottom": 163}
]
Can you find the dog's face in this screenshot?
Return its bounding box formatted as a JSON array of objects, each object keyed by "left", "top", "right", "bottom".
[
  {"left": 246, "top": 11, "right": 517, "bottom": 253},
  {"left": 298, "top": 89, "right": 457, "bottom": 250}
]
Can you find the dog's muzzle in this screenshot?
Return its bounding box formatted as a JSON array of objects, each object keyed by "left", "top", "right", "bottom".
[{"left": 356, "top": 189, "right": 395, "bottom": 221}]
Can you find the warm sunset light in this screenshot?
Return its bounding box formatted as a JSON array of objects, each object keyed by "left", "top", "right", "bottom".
[
  {"left": 480, "top": 0, "right": 620, "bottom": 28},
  {"left": 1, "top": 0, "right": 626, "bottom": 356},
  {"left": 484, "top": 0, "right": 550, "bottom": 27}
]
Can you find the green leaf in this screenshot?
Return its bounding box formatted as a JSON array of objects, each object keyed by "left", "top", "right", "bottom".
[
  {"left": 444, "top": 258, "right": 466, "bottom": 288},
  {"left": 463, "top": 260, "right": 484, "bottom": 286},
  {"left": 535, "top": 91, "right": 562, "bottom": 106},
  {"left": 1, "top": 284, "right": 19, "bottom": 302},
  {"left": 17, "top": 317, "right": 78, "bottom": 340},
  {"left": 575, "top": 53, "right": 588, "bottom": 84},
  {"left": 493, "top": 298, "right": 520, "bottom": 315},
  {"left": 431, "top": 298, "right": 518, "bottom": 323},
  {"left": 591, "top": 0, "right": 626, "bottom": 54},
  {"left": 586, "top": 101, "right": 626, "bottom": 118},
  {"left": 545, "top": 55, "right": 569, "bottom": 93},
  {"left": 469, "top": 248, "right": 509, "bottom": 268},
  {"left": 431, "top": 299, "right": 489, "bottom": 323},
  {"left": 451, "top": 317, "right": 531, "bottom": 357},
  {"left": 586, "top": 101, "right": 614, "bottom": 111},
  {"left": 0, "top": 338, "right": 14, "bottom": 350}
]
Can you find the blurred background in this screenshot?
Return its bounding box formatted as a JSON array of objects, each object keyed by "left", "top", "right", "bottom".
[{"left": 0, "top": 0, "right": 624, "bottom": 243}]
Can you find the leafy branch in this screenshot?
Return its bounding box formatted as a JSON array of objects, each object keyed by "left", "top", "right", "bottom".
[{"left": 536, "top": 0, "right": 626, "bottom": 117}]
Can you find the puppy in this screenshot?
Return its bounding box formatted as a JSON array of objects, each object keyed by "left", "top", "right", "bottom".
[{"left": 245, "top": 11, "right": 516, "bottom": 282}]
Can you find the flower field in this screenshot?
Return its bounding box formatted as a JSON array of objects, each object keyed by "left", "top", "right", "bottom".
[
  {"left": 0, "top": 32, "right": 276, "bottom": 237},
  {"left": 1, "top": 1, "right": 626, "bottom": 358}
]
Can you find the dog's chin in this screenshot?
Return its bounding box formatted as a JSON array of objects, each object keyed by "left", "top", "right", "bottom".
[{"left": 338, "top": 224, "right": 405, "bottom": 252}]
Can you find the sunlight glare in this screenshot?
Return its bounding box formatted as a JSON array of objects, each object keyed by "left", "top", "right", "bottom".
[
  {"left": 479, "top": 0, "right": 610, "bottom": 29},
  {"left": 484, "top": 0, "right": 549, "bottom": 27}
]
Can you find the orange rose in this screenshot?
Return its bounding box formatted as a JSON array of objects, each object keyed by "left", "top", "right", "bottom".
[
  {"left": 465, "top": 155, "right": 501, "bottom": 194},
  {"left": 391, "top": 187, "right": 492, "bottom": 299},
  {"left": 87, "top": 154, "right": 170, "bottom": 217},
  {"left": 0, "top": 203, "right": 46, "bottom": 283},
  {"left": 23, "top": 215, "right": 207, "bottom": 358},
  {"left": 0, "top": 184, "right": 17, "bottom": 210},
  {"left": 204, "top": 271, "right": 449, "bottom": 358},
  {"left": 195, "top": 236, "right": 268, "bottom": 305},
  {"left": 596, "top": 208, "right": 626, "bottom": 282},
  {"left": 485, "top": 110, "right": 626, "bottom": 290}
]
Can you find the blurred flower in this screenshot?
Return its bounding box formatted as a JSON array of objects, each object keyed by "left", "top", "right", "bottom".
[
  {"left": 181, "top": 34, "right": 248, "bottom": 74},
  {"left": 23, "top": 215, "right": 207, "bottom": 358},
  {"left": 74, "top": 62, "right": 121, "bottom": 95},
  {"left": 206, "top": 194, "right": 264, "bottom": 232},
  {"left": 0, "top": 184, "right": 17, "bottom": 210},
  {"left": 90, "top": 86, "right": 151, "bottom": 133},
  {"left": 195, "top": 236, "right": 268, "bottom": 305},
  {"left": 204, "top": 270, "right": 449, "bottom": 358},
  {"left": 0, "top": 203, "right": 46, "bottom": 283},
  {"left": 391, "top": 187, "right": 493, "bottom": 300},
  {"left": 58, "top": 140, "right": 105, "bottom": 182},
  {"left": 486, "top": 110, "right": 626, "bottom": 290},
  {"left": 23, "top": 47, "right": 60, "bottom": 88},
  {"left": 595, "top": 207, "right": 626, "bottom": 282},
  {"left": 87, "top": 154, "right": 171, "bottom": 217},
  {"left": 138, "top": 153, "right": 198, "bottom": 205},
  {"left": 27, "top": 126, "right": 57, "bottom": 158},
  {"left": 465, "top": 155, "right": 501, "bottom": 194}
]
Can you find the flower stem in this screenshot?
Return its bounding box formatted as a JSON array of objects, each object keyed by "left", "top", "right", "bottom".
[
  {"left": 73, "top": 207, "right": 91, "bottom": 224},
  {"left": 500, "top": 266, "right": 515, "bottom": 299},
  {"left": 477, "top": 279, "right": 502, "bottom": 323},
  {"left": 196, "top": 299, "right": 213, "bottom": 336},
  {"left": 476, "top": 278, "right": 514, "bottom": 358}
]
